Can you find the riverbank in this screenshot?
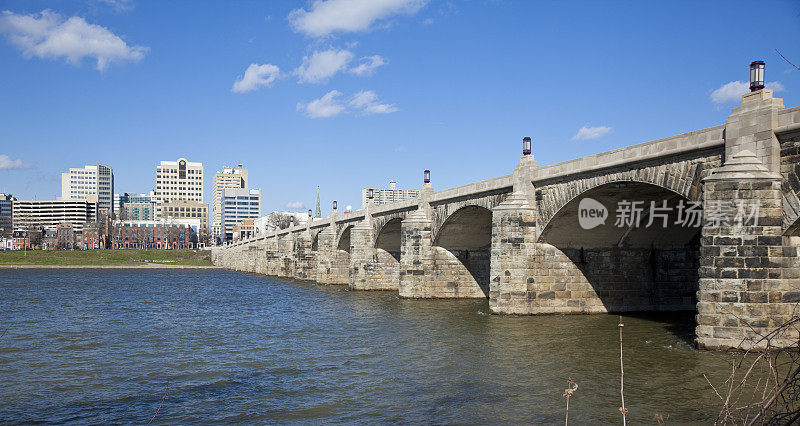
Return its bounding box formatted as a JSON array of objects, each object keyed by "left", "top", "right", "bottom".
[{"left": 0, "top": 249, "right": 214, "bottom": 267}]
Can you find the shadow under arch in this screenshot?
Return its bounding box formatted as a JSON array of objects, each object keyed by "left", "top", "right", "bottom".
[
  {"left": 311, "top": 231, "right": 319, "bottom": 251},
  {"left": 432, "top": 205, "right": 493, "bottom": 298},
  {"left": 337, "top": 225, "right": 354, "bottom": 253},
  {"left": 537, "top": 181, "right": 701, "bottom": 339},
  {"left": 375, "top": 218, "right": 402, "bottom": 261}
]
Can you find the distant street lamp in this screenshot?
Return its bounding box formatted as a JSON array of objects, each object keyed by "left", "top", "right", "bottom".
[
  {"left": 750, "top": 61, "right": 765, "bottom": 92},
  {"left": 424, "top": 170, "right": 431, "bottom": 184},
  {"left": 368, "top": 188, "right": 374, "bottom": 199},
  {"left": 333, "top": 200, "right": 337, "bottom": 210},
  {"left": 308, "top": 209, "right": 312, "bottom": 218},
  {"left": 523, "top": 136, "right": 532, "bottom": 156}
]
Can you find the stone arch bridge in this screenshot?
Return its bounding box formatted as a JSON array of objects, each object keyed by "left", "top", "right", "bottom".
[{"left": 214, "top": 88, "right": 800, "bottom": 350}]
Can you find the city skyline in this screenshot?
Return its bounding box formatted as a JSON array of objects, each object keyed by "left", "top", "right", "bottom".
[{"left": 0, "top": 0, "right": 798, "bottom": 214}]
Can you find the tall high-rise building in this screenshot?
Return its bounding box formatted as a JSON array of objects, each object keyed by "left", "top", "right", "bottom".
[
  {"left": 361, "top": 180, "right": 419, "bottom": 208},
  {"left": 0, "top": 193, "right": 15, "bottom": 235},
  {"left": 154, "top": 158, "right": 204, "bottom": 217},
  {"left": 211, "top": 164, "right": 248, "bottom": 239},
  {"left": 60, "top": 163, "right": 114, "bottom": 214},
  {"left": 220, "top": 188, "right": 260, "bottom": 242}
]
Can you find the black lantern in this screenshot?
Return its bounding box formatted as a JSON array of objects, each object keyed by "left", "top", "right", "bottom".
[
  {"left": 333, "top": 200, "right": 337, "bottom": 210},
  {"left": 308, "top": 209, "right": 312, "bottom": 217},
  {"left": 289, "top": 216, "right": 294, "bottom": 225},
  {"left": 750, "top": 61, "right": 765, "bottom": 92},
  {"left": 368, "top": 188, "right": 374, "bottom": 199},
  {"left": 424, "top": 169, "right": 430, "bottom": 184},
  {"left": 522, "top": 136, "right": 532, "bottom": 156}
]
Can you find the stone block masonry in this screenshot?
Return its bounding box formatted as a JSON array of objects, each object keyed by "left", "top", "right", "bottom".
[{"left": 211, "top": 87, "right": 800, "bottom": 350}]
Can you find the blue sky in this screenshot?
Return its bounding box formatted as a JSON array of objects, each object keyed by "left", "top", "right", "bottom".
[{"left": 0, "top": 0, "right": 798, "bottom": 214}]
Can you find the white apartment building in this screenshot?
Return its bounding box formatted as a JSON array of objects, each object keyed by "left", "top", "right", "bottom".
[
  {"left": 12, "top": 199, "right": 98, "bottom": 231},
  {"left": 154, "top": 158, "right": 204, "bottom": 217},
  {"left": 211, "top": 164, "right": 248, "bottom": 239},
  {"left": 220, "top": 188, "right": 261, "bottom": 242},
  {"left": 361, "top": 180, "right": 419, "bottom": 208},
  {"left": 60, "top": 163, "right": 114, "bottom": 214}
]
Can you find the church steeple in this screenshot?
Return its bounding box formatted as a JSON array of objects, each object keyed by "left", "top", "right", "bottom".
[{"left": 314, "top": 186, "right": 322, "bottom": 218}]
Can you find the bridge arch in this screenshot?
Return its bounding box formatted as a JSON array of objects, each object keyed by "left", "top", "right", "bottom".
[
  {"left": 535, "top": 155, "right": 716, "bottom": 232},
  {"left": 431, "top": 205, "right": 493, "bottom": 298},
  {"left": 375, "top": 218, "right": 402, "bottom": 261},
  {"left": 336, "top": 224, "right": 354, "bottom": 253},
  {"left": 311, "top": 230, "right": 320, "bottom": 251},
  {"left": 536, "top": 180, "right": 701, "bottom": 314}
]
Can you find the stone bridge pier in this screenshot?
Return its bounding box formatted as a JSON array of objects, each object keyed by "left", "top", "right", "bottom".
[{"left": 213, "top": 76, "right": 800, "bottom": 350}]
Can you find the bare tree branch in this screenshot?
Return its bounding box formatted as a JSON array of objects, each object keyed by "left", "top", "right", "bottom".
[{"left": 776, "top": 49, "right": 800, "bottom": 71}]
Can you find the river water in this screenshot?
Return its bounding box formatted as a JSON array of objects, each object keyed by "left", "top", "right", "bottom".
[{"left": 0, "top": 269, "right": 734, "bottom": 424}]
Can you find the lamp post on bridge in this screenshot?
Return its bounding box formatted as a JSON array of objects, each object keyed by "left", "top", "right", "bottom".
[
  {"left": 424, "top": 169, "right": 430, "bottom": 184},
  {"left": 523, "top": 136, "right": 532, "bottom": 156},
  {"left": 750, "top": 61, "right": 765, "bottom": 92}
]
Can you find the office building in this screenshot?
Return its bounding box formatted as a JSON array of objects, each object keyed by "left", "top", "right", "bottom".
[
  {"left": 232, "top": 219, "right": 255, "bottom": 241},
  {"left": 154, "top": 158, "right": 204, "bottom": 218},
  {"left": 121, "top": 194, "right": 157, "bottom": 221},
  {"left": 162, "top": 199, "right": 208, "bottom": 231},
  {"left": 361, "top": 180, "right": 419, "bottom": 208},
  {"left": 114, "top": 193, "right": 136, "bottom": 214},
  {"left": 211, "top": 164, "right": 248, "bottom": 239},
  {"left": 0, "top": 193, "right": 15, "bottom": 236},
  {"left": 12, "top": 200, "right": 97, "bottom": 231},
  {"left": 61, "top": 163, "right": 114, "bottom": 214},
  {"left": 220, "top": 188, "right": 260, "bottom": 242},
  {"left": 123, "top": 203, "right": 155, "bottom": 220}
]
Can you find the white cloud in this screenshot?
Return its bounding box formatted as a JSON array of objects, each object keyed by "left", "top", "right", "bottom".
[
  {"left": 286, "top": 201, "right": 305, "bottom": 209},
  {"left": 288, "top": 0, "right": 428, "bottom": 37},
  {"left": 768, "top": 82, "right": 785, "bottom": 92},
  {"left": 95, "top": 0, "right": 134, "bottom": 12},
  {"left": 0, "top": 9, "right": 147, "bottom": 71},
  {"left": 572, "top": 125, "right": 611, "bottom": 141},
  {"left": 710, "top": 80, "right": 785, "bottom": 104},
  {"left": 349, "top": 90, "right": 398, "bottom": 115},
  {"left": 349, "top": 55, "right": 387, "bottom": 76},
  {"left": 297, "top": 90, "right": 347, "bottom": 118},
  {"left": 298, "top": 89, "right": 398, "bottom": 118},
  {"left": 0, "top": 154, "right": 32, "bottom": 170},
  {"left": 232, "top": 63, "right": 280, "bottom": 93},
  {"left": 422, "top": 17, "right": 434, "bottom": 25},
  {"left": 295, "top": 49, "right": 354, "bottom": 83}
]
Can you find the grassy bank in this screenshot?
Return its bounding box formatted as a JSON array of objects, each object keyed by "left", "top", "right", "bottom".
[{"left": 0, "top": 249, "right": 213, "bottom": 266}]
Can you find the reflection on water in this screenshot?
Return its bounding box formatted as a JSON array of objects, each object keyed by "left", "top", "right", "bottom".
[{"left": 0, "top": 269, "right": 731, "bottom": 423}]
